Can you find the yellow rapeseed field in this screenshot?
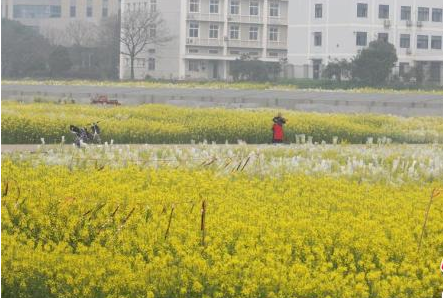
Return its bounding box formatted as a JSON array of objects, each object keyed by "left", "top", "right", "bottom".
[
  {"left": 2, "top": 144, "right": 443, "bottom": 298},
  {"left": 2, "top": 102, "right": 443, "bottom": 144}
]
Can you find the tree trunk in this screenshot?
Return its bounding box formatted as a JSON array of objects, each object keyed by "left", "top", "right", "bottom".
[{"left": 130, "top": 55, "right": 135, "bottom": 80}]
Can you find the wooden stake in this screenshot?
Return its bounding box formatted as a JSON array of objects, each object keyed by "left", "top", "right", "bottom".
[
  {"left": 201, "top": 200, "right": 206, "bottom": 246},
  {"left": 164, "top": 205, "right": 175, "bottom": 239}
]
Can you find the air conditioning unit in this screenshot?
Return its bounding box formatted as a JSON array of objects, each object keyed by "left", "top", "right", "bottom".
[
  {"left": 406, "top": 20, "right": 413, "bottom": 27},
  {"left": 406, "top": 48, "right": 412, "bottom": 55},
  {"left": 383, "top": 19, "right": 391, "bottom": 28},
  {"left": 224, "top": 36, "right": 229, "bottom": 41},
  {"left": 417, "top": 21, "right": 423, "bottom": 27},
  {"left": 187, "top": 38, "right": 194, "bottom": 44}
]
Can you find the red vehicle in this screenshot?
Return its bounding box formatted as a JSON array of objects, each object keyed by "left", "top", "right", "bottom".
[{"left": 91, "top": 95, "right": 121, "bottom": 106}]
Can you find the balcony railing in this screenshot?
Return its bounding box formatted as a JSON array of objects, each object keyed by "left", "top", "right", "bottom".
[
  {"left": 227, "top": 14, "right": 263, "bottom": 24},
  {"left": 267, "top": 41, "right": 287, "bottom": 49},
  {"left": 186, "top": 38, "right": 224, "bottom": 47},
  {"left": 187, "top": 13, "right": 225, "bottom": 22},
  {"left": 268, "top": 17, "right": 288, "bottom": 25},
  {"left": 228, "top": 40, "right": 262, "bottom": 48}
]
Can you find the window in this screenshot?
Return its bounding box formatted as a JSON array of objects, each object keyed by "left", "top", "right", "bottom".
[
  {"left": 70, "top": 0, "right": 76, "bottom": 17},
  {"left": 189, "top": 48, "right": 199, "bottom": 53},
  {"left": 315, "top": 4, "right": 322, "bottom": 18},
  {"left": 417, "top": 35, "right": 429, "bottom": 49},
  {"left": 210, "top": 0, "right": 219, "bottom": 14},
  {"left": 378, "top": 33, "right": 388, "bottom": 42},
  {"left": 269, "top": 27, "right": 278, "bottom": 41},
  {"left": 357, "top": 3, "right": 368, "bottom": 18},
  {"left": 356, "top": 32, "right": 367, "bottom": 46},
  {"left": 189, "top": 0, "right": 199, "bottom": 13},
  {"left": 189, "top": 60, "right": 199, "bottom": 72},
  {"left": 150, "top": 0, "right": 157, "bottom": 12},
  {"left": 135, "top": 58, "right": 145, "bottom": 67},
  {"left": 250, "top": 1, "right": 259, "bottom": 16},
  {"left": 230, "top": 50, "right": 240, "bottom": 55},
  {"left": 432, "top": 8, "right": 442, "bottom": 22},
  {"left": 209, "top": 24, "right": 219, "bottom": 39},
  {"left": 314, "top": 32, "right": 322, "bottom": 46},
  {"left": 378, "top": 5, "right": 389, "bottom": 19},
  {"left": 189, "top": 23, "right": 199, "bottom": 37},
  {"left": 209, "top": 49, "right": 219, "bottom": 54},
  {"left": 269, "top": 2, "right": 279, "bottom": 17},
  {"left": 86, "top": 0, "right": 93, "bottom": 17},
  {"left": 230, "top": 25, "right": 239, "bottom": 39},
  {"left": 418, "top": 7, "right": 429, "bottom": 21},
  {"left": 13, "top": 3, "right": 63, "bottom": 18},
  {"left": 401, "top": 6, "right": 411, "bottom": 20},
  {"left": 148, "top": 58, "right": 155, "bottom": 70},
  {"left": 230, "top": 0, "right": 239, "bottom": 14},
  {"left": 431, "top": 36, "right": 442, "bottom": 49},
  {"left": 50, "top": 5, "right": 61, "bottom": 17},
  {"left": 148, "top": 49, "right": 156, "bottom": 54},
  {"left": 249, "top": 26, "right": 258, "bottom": 40},
  {"left": 268, "top": 52, "right": 279, "bottom": 57},
  {"left": 150, "top": 25, "right": 156, "bottom": 38},
  {"left": 102, "top": 0, "right": 108, "bottom": 17},
  {"left": 400, "top": 34, "right": 410, "bottom": 48},
  {"left": 13, "top": 5, "right": 42, "bottom": 18}
]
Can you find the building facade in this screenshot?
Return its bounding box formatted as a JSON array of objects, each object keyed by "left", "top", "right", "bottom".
[
  {"left": 287, "top": 0, "right": 443, "bottom": 84},
  {"left": 1, "top": 0, "right": 121, "bottom": 39},
  {"left": 119, "top": 0, "right": 288, "bottom": 80}
]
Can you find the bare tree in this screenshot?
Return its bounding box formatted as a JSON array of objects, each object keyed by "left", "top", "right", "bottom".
[
  {"left": 120, "top": 10, "right": 172, "bottom": 80},
  {"left": 41, "top": 26, "right": 67, "bottom": 46},
  {"left": 65, "top": 21, "right": 98, "bottom": 47}
]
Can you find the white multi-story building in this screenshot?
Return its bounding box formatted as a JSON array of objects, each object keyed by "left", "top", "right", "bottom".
[
  {"left": 119, "top": 0, "right": 288, "bottom": 80},
  {"left": 1, "top": 0, "right": 121, "bottom": 29},
  {"left": 287, "top": 0, "right": 443, "bottom": 84}
]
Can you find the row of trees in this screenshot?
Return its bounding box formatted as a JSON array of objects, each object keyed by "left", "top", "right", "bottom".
[
  {"left": 2, "top": 17, "right": 120, "bottom": 79},
  {"left": 229, "top": 54, "right": 285, "bottom": 82},
  {"left": 230, "top": 40, "right": 433, "bottom": 87},
  {"left": 322, "top": 40, "right": 399, "bottom": 86},
  {"left": 321, "top": 40, "right": 430, "bottom": 87},
  {"left": 2, "top": 10, "right": 171, "bottom": 80},
  {"left": 1, "top": 14, "right": 432, "bottom": 86}
]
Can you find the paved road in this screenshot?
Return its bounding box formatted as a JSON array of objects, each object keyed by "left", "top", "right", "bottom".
[{"left": 2, "top": 84, "right": 443, "bottom": 116}]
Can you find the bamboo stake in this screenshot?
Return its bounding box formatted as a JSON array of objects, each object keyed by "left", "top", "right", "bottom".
[{"left": 418, "top": 188, "right": 441, "bottom": 253}]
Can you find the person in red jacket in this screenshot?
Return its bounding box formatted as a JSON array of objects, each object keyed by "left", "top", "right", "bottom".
[{"left": 272, "top": 113, "right": 286, "bottom": 144}]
